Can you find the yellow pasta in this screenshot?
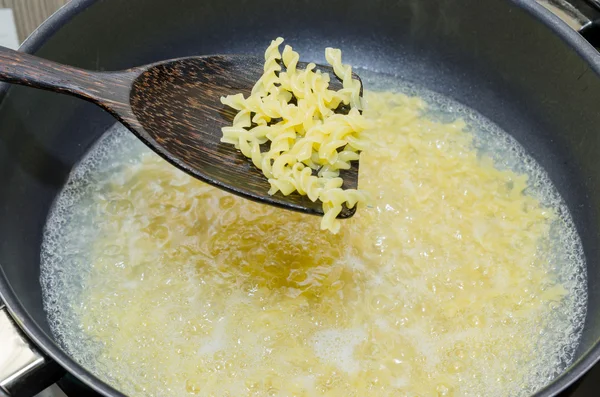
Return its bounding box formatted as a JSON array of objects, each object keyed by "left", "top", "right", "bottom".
[
  {"left": 69, "top": 87, "right": 581, "bottom": 397},
  {"left": 220, "top": 37, "right": 370, "bottom": 233}
]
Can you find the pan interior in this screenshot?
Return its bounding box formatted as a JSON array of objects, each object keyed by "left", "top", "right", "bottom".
[{"left": 40, "top": 68, "right": 587, "bottom": 397}]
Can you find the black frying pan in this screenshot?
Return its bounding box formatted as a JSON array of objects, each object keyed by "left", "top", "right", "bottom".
[{"left": 1, "top": 0, "right": 600, "bottom": 396}]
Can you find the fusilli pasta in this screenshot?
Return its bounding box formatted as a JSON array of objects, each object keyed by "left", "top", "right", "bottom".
[{"left": 220, "top": 38, "right": 370, "bottom": 233}]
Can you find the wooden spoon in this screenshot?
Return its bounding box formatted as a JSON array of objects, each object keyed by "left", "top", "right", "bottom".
[{"left": 0, "top": 46, "right": 361, "bottom": 218}]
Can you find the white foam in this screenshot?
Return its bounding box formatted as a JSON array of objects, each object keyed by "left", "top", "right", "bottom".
[
  {"left": 197, "top": 317, "right": 228, "bottom": 357},
  {"left": 310, "top": 328, "right": 367, "bottom": 374}
]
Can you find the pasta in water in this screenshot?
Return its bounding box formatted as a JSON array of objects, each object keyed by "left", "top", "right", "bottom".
[
  {"left": 40, "top": 44, "right": 586, "bottom": 397},
  {"left": 220, "top": 37, "right": 368, "bottom": 233}
]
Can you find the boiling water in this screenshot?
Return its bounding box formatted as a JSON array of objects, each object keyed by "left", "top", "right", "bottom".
[{"left": 41, "top": 74, "right": 587, "bottom": 396}]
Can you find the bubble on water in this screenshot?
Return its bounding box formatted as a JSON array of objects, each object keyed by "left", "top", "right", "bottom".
[
  {"left": 310, "top": 328, "right": 366, "bottom": 374},
  {"left": 359, "top": 68, "right": 587, "bottom": 395},
  {"left": 40, "top": 124, "right": 146, "bottom": 377}
]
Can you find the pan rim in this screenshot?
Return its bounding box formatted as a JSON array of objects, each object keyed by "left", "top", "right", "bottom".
[
  {"left": 0, "top": 0, "right": 598, "bottom": 396},
  {"left": 511, "top": 3, "right": 600, "bottom": 395}
]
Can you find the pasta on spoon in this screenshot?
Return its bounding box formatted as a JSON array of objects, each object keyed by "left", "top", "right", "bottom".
[{"left": 220, "top": 37, "right": 369, "bottom": 233}]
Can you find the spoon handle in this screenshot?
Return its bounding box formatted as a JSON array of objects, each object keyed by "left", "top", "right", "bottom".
[{"left": 0, "top": 45, "right": 132, "bottom": 106}]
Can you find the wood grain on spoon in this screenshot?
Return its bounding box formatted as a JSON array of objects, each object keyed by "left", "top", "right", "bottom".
[{"left": 0, "top": 46, "right": 360, "bottom": 217}]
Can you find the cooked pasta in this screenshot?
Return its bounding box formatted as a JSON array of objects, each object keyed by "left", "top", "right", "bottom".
[
  {"left": 220, "top": 38, "right": 369, "bottom": 233},
  {"left": 42, "top": 77, "right": 586, "bottom": 397}
]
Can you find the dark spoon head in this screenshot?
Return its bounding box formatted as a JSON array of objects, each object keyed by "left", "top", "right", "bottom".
[{"left": 126, "top": 55, "right": 361, "bottom": 218}]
